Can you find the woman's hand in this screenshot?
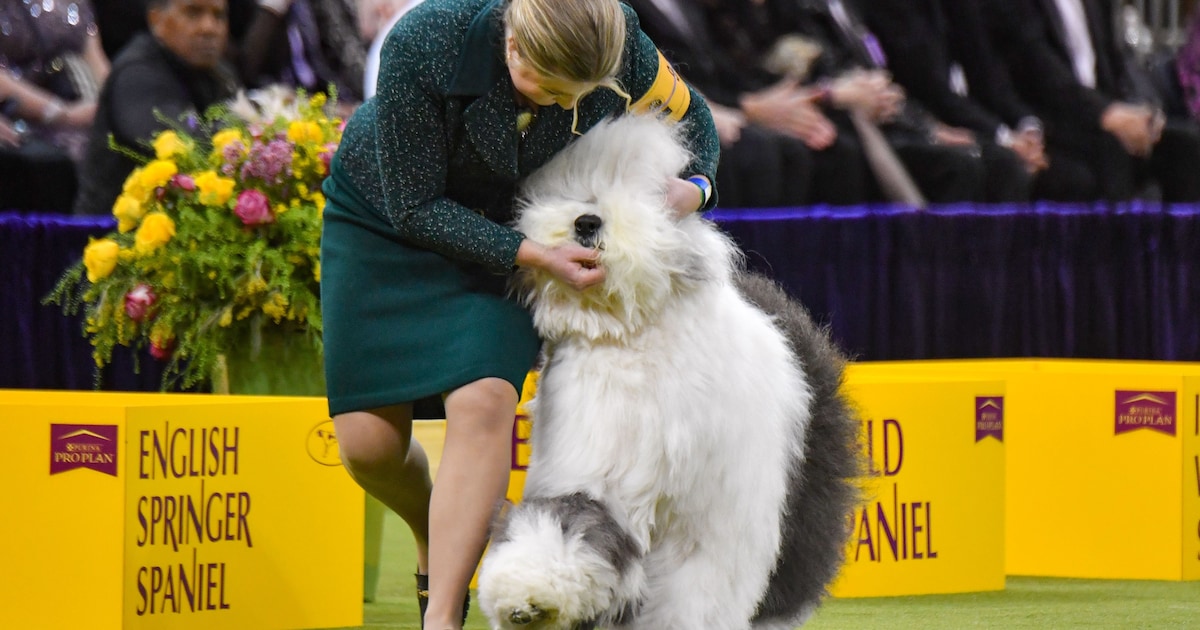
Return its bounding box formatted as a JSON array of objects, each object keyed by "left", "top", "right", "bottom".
[
  {"left": 516, "top": 239, "right": 605, "bottom": 290},
  {"left": 665, "top": 176, "right": 705, "bottom": 219}
]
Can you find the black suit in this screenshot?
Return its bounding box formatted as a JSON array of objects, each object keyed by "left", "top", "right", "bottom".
[
  {"left": 737, "top": 0, "right": 1030, "bottom": 203},
  {"left": 989, "top": 0, "right": 1200, "bottom": 201},
  {"left": 73, "top": 34, "right": 239, "bottom": 216},
  {"left": 628, "top": 0, "right": 871, "bottom": 206},
  {"left": 860, "top": 0, "right": 1095, "bottom": 200}
]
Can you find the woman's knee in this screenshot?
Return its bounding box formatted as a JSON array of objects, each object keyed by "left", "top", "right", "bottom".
[
  {"left": 332, "top": 406, "right": 412, "bottom": 479},
  {"left": 445, "top": 378, "right": 519, "bottom": 433}
]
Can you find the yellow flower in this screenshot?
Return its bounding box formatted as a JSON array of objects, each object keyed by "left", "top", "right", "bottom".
[
  {"left": 211, "top": 128, "right": 245, "bottom": 155},
  {"left": 122, "top": 167, "right": 153, "bottom": 203},
  {"left": 194, "top": 170, "right": 236, "bottom": 206},
  {"left": 138, "top": 159, "right": 178, "bottom": 190},
  {"left": 262, "top": 292, "right": 289, "bottom": 321},
  {"left": 313, "top": 261, "right": 321, "bottom": 282},
  {"left": 287, "top": 120, "right": 324, "bottom": 144},
  {"left": 153, "top": 131, "right": 188, "bottom": 159},
  {"left": 135, "top": 212, "right": 176, "bottom": 254},
  {"left": 218, "top": 306, "right": 233, "bottom": 328},
  {"left": 82, "top": 238, "right": 120, "bottom": 282},
  {"left": 308, "top": 92, "right": 327, "bottom": 110},
  {"left": 112, "top": 194, "right": 146, "bottom": 233},
  {"left": 310, "top": 192, "right": 325, "bottom": 209}
]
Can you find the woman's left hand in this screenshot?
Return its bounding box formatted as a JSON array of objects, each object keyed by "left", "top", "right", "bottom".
[{"left": 665, "top": 176, "right": 705, "bottom": 219}]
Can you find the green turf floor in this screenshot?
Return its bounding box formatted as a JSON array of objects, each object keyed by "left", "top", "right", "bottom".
[{"left": 337, "top": 512, "right": 1200, "bottom": 629}]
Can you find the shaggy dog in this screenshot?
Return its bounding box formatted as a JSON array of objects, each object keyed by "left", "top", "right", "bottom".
[{"left": 476, "top": 115, "right": 861, "bottom": 630}]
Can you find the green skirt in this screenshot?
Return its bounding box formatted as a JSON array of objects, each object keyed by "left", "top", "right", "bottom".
[{"left": 319, "top": 179, "right": 540, "bottom": 417}]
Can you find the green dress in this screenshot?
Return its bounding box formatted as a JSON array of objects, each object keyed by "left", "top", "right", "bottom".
[{"left": 320, "top": 0, "right": 720, "bottom": 416}]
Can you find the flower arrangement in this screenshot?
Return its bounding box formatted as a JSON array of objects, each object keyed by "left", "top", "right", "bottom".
[{"left": 48, "top": 89, "right": 342, "bottom": 390}]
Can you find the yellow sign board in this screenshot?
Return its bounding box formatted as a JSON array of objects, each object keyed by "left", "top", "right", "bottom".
[
  {"left": 831, "top": 376, "right": 1006, "bottom": 597},
  {"left": 853, "top": 359, "right": 1200, "bottom": 581},
  {"left": 0, "top": 391, "right": 364, "bottom": 629}
]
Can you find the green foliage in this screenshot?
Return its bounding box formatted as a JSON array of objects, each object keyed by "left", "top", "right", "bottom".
[{"left": 46, "top": 89, "right": 341, "bottom": 390}]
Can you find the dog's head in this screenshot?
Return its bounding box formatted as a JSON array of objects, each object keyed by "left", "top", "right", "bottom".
[{"left": 514, "top": 115, "right": 737, "bottom": 342}]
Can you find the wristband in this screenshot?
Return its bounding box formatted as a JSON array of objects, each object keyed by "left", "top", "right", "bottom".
[{"left": 686, "top": 175, "right": 712, "bottom": 208}]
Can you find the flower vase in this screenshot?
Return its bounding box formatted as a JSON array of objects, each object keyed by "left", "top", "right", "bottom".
[{"left": 212, "top": 328, "right": 385, "bottom": 603}]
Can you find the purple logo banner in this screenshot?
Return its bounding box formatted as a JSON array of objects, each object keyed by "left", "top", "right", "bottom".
[
  {"left": 1114, "top": 391, "right": 1176, "bottom": 436},
  {"left": 975, "top": 397, "right": 1004, "bottom": 443},
  {"left": 50, "top": 424, "right": 118, "bottom": 476}
]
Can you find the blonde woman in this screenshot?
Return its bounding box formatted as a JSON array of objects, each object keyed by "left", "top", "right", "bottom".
[{"left": 319, "top": 0, "right": 718, "bottom": 627}]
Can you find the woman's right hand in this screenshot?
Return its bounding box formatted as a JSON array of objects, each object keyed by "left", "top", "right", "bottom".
[{"left": 516, "top": 239, "right": 605, "bottom": 291}]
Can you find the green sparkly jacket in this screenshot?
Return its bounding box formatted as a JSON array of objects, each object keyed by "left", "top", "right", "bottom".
[{"left": 324, "top": 0, "right": 720, "bottom": 275}]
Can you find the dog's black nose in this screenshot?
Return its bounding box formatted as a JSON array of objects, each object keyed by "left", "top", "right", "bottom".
[{"left": 574, "top": 214, "right": 602, "bottom": 240}]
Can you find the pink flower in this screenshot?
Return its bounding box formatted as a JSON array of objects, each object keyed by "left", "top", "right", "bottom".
[
  {"left": 124, "top": 284, "right": 157, "bottom": 322},
  {"left": 234, "top": 189, "right": 274, "bottom": 226},
  {"left": 171, "top": 174, "right": 196, "bottom": 191},
  {"left": 149, "top": 338, "right": 175, "bottom": 361}
]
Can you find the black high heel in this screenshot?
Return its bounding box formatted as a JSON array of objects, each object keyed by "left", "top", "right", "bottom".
[{"left": 416, "top": 573, "right": 470, "bottom": 629}]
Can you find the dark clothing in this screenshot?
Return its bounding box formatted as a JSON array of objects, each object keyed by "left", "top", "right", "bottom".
[
  {"left": 228, "top": 0, "right": 366, "bottom": 102},
  {"left": 73, "top": 33, "right": 238, "bottom": 216},
  {"left": 706, "top": 0, "right": 1005, "bottom": 202},
  {"left": 629, "top": 0, "right": 871, "bottom": 206},
  {"left": 989, "top": 0, "right": 1200, "bottom": 201},
  {"left": 91, "top": 0, "right": 148, "bottom": 59}
]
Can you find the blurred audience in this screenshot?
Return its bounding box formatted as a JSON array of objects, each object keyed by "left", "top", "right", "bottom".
[
  {"left": 628, "top": 0, "right": 872, "bottom": 207},
  {"left": 858, "top": 0, "right": 1099, "bottom": 201},
  {"left": 359, "top": 0, "right": 424, "bottom": 98},
  {"left": 988, "top": 0, "right": 1200, "bottom": 202},
  {"left": 0, "top": 0, "right": 109, "bottom": 211},
  {"left": 228, "top": 0, "right": 366, "bottom": 109},
  {"left": 1176, "top": 5, "right": 1200, "bottom": 124},
  {"left": 703, "top": 0, "right": 1026, "bottom": 204},
  {"left": 73, "top": 0, "right": 238, "bottom": 216}
]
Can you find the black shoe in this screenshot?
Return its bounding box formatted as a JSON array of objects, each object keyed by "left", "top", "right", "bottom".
[{"left": 416, "top": 573, "right": 470, "bottom": 629}]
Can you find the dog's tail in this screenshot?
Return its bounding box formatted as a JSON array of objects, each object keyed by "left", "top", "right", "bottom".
[{"left": 735, "top": 272, "right": 864, "bottom": 627}]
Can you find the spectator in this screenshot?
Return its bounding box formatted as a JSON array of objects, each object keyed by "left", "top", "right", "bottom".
[
  {"left": 988, "top": 0, "right": 1200, "bottom": 202},
  {"left": 859, "top": 0, "right": 1097, "bottom": 201},
  {"left": 1175, "top": 6, "right": 1200, "bottom": 124},
  {"left": 706, "top": 0, "right": 1029, "bottom": 204},
  {"left": 228, "top": 0, "right": 366, "bottom": 107},
  {"left": 628, "top": 0, "right": 872, "bottom": 207},
  {"left": 0, "top": 0, "right": 110, "bottom": 211},
  {"left": 359, "top": 0, "right": 424, "bottom": 98},
  {"left": 73, "top": 0, "right": 238, "bottom": 216}
]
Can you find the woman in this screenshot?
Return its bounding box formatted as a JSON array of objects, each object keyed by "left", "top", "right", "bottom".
[{"left": 318, "top": 0, "right": 719, "bottom": 627}]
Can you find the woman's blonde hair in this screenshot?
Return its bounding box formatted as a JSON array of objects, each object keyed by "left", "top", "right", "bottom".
[{"left": 504, "top": 0, "right": 631, "bottom": 110}]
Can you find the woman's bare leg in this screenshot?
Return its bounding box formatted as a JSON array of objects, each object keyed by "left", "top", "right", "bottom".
[
  {"left": 333, "top": 403, "right": 434, "bottom": 572},
  {"left": 424, "top": 377, "right": 518, "bottom": 630}
]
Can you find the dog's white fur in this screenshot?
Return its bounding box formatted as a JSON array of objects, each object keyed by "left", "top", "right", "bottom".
[{"left": 477, "top": 115, "right": 815, "bottom": 630}]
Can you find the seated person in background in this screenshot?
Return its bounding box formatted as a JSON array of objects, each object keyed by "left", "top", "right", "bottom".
[
  {"left": 0, "top": 0, "right": 110, "bottom": 211},
  {"left": 859, "top": 0, "right": 1097, "bottom": 201},
  {"left": 1175, "top": 6, "right": 1200, "bottom": 125},
  {"left": 227, "top": 0, "right": 366, "bottom": 111},
  {"left": 706, "top": 0, "right": 1028, "bottom": 204},
  {"left": 359, "top": 0, "right": 424, "bottom": 99},
  {"left": 628, "top": 0, "right": 872, "bottom": 207},
  {"left": 988, "top": 0, "right": 1200, "bottom": 202},
  {"left": 73, "top": 0, "right": 239, "bottom": 216}
]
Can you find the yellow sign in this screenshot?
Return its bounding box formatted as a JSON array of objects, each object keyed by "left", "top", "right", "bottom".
[
  {"left": 853, "top": 359, "right": 1200, "bottom": 581},
  {"left": 0, "top": 391, "right": 364, "bottom": 630},
  {"left": 830, "top": 376, "right": 1006, "bottom": 597}
]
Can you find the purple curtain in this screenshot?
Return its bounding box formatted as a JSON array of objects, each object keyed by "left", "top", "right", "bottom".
[{"left": 4, "top": 202, "right": 1199, "bottom": 392}]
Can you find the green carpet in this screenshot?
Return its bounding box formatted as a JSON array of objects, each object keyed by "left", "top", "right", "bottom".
[{"left": 337, "top": 512, "right": 1200, "bottom": 629}]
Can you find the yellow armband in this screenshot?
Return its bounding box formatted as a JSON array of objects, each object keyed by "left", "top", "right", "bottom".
[{"left": 629, "top": 50, "right": 691, "bottom": 122}]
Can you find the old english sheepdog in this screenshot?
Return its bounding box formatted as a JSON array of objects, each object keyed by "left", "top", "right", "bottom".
[{"left": 476, "top": 114, "right": 862, "bottom": 630}]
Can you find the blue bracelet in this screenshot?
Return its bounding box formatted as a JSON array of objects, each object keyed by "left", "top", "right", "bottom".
[{"left": 686, "top": 175, "right": 712, "bottom": 208}]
